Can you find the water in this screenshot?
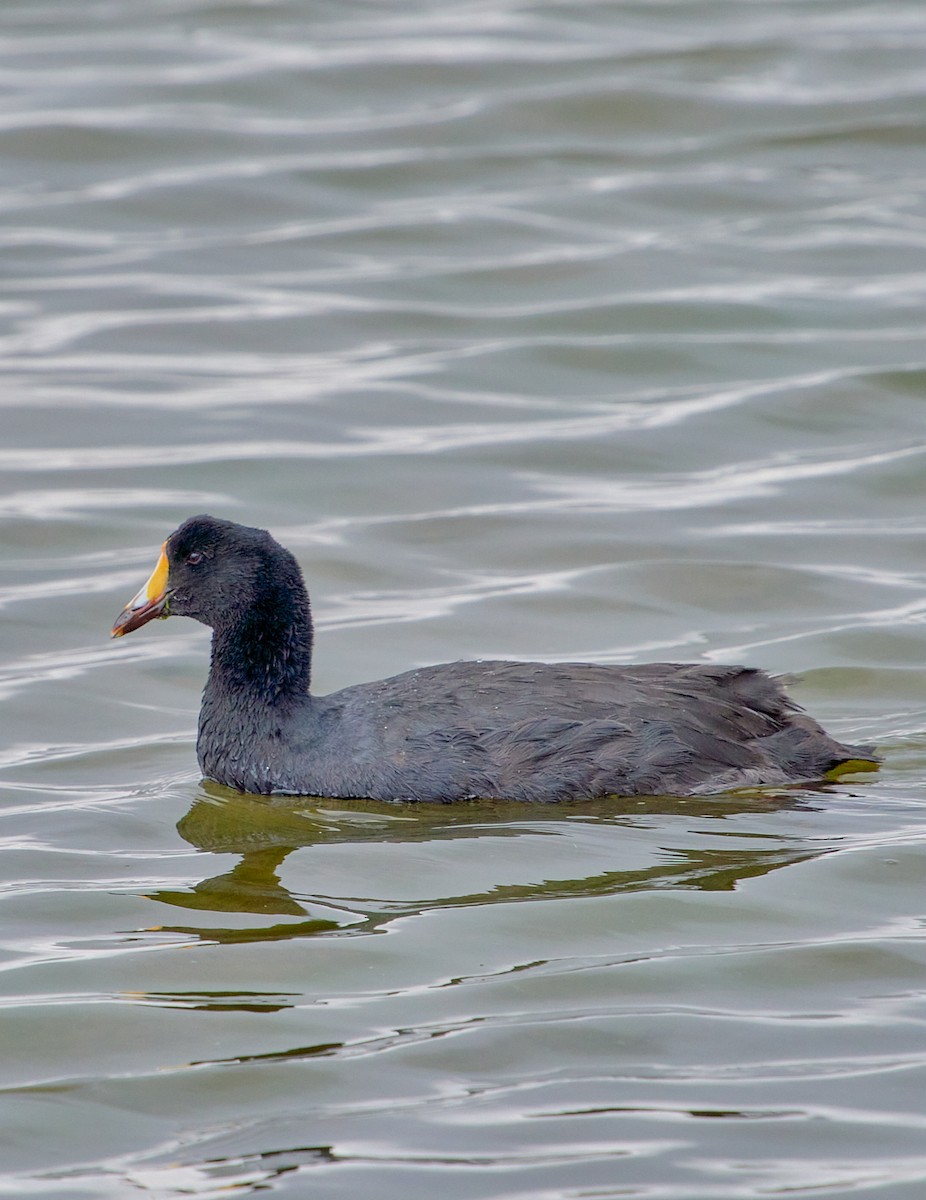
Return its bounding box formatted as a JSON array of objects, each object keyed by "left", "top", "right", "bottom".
[{"left": 2, "top": 1, "right": 926, "bottom": 1196}]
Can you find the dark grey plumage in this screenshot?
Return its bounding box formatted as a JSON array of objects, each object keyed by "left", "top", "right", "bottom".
[{"left": 113, "top": 515, "right": 877, "bottom": 801}]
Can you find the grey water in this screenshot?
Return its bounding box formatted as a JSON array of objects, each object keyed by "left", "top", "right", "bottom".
[{"left": 2, "top": 1, "right": 926, "bottom": 1196}]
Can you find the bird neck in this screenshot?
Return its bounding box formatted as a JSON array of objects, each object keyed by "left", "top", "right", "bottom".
[{"left": 207, "top": 585, "right": 314, "bottom": 710}]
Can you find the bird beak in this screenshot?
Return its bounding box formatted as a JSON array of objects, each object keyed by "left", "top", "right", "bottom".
[{"left": 111, "top": 542, "right": 170, "bottom": 637}]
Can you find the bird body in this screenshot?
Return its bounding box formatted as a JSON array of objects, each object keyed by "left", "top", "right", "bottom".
[{"left": 112, "top": 515, "right": 877, "bottom": 802}]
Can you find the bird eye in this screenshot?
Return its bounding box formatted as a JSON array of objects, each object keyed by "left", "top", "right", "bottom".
[{"left": 186, "top": 551, "right": 203, "bottom": 565}]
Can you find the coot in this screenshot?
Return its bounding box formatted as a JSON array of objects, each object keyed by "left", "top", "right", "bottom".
[{"left": 111, "top": 515, "right": 877, "bottom": 800}]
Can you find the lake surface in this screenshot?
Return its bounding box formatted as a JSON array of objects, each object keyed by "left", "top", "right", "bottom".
[{"left": 2, "top": 1, "right": 926, "bottom": 1196}]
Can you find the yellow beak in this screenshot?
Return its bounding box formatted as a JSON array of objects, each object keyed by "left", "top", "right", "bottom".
[{"left": 111, "top": 543, "right": 170, "bottom": 638}]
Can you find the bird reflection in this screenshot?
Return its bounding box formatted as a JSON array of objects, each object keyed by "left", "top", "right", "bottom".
[{"left": 145, "top": 780, "right": 830, "bottom": 948}]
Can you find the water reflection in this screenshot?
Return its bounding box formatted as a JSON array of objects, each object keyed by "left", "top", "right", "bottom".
[
  {"left": 145, "top": 783, "right": 829, "bottom": 944},
  {"left": 136, "top": 991, "right": 296, "bottom": 1014}
]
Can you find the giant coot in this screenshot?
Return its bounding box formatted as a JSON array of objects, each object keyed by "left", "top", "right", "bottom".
[{"left": 111, "top": 515, "right": 877, "bottom": 800}]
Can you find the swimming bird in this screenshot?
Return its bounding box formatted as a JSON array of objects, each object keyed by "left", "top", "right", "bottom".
[{"left": 111, "top": 515, "right": 877, "bottom": 801}]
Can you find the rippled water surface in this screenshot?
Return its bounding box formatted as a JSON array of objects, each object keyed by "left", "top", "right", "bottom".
[{"left": 3, "top": 1, "right": 926, "bottom": 1196}]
